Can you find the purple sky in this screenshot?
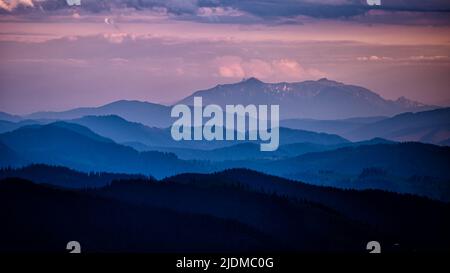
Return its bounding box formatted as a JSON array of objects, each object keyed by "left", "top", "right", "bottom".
[{"left": 0, "top": 0, "right": 449, "bottom": 114}]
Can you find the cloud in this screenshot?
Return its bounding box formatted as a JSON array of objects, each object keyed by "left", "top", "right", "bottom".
[
  {"left": 7, "top": 57, "right": 88, "bottom": 67},
  {"left": 357, "top": 55, "right": 449, "bottom": 63},
  {"left": 1, "top": 0, "right": 449, "bottom": 26},
  {"left": 357, "top": 55, "right": 393, "bottom": 61},
  {"left": 102, "top": 33, "right": 129, "bottom": 44},
  {"left": 408, "top": 55, "right": 449, "bottom": 61},
  {"left": 197, "top": 7, "right": 244, "bottom": 17},
  {"left": 0, "top": 0, "right": 33, "bottom": 12},
  {"left": 216, "top": 56, "right": 243, "bottom": 78},
  {"left": 0, "top": 0, "right": 200, "bottom": 14},
  {"left": 379, "top": 0, "right": 450, "bottom": 11},
  {"left": 352, "top": 9, "right": 450, "bottom": 26},
  {"left": 215, "top": 56, "right": 326, "bottom": 81}
]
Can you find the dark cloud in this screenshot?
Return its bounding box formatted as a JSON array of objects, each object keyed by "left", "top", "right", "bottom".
[
  {"left": 204, "top": 0, "right": 366, "bottom": 19},
  {"left": 205, "top": 0, "right": 450, "bottom": 23},
  {"left": 380, "top": 0, "right": 450, "bottom": 12},
  {"left": 0, "top": 0, "right": 199, "bottom": 14},
  {"left": 1, "top": 0, "right": 449, "bottom": 25}
]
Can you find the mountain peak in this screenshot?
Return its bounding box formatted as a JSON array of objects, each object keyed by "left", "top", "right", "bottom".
[
  {"left": 316, "top": 78, "right": 341, "bottom": 85},
  {"left": 395, "top": 96, "right": 426, "bottom": 108},
  {"left": 0, "top": 111, "right": 22, "bottom": 122},
  {"left": 105, "top": 100, "right": 152, "bottom": 107},
  {"left": 240, "top": 77, "right": 264, "bottom": 84}
]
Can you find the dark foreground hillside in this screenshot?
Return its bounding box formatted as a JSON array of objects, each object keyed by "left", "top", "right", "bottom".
[
  {"left": 0, "top": 166, "right": 449, "bottom": 253},
  {"left": 0, "top": 178, "right": 275, "bottom": 253}
]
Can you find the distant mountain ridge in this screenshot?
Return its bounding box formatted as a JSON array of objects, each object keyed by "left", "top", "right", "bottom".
[
  {"left": 68, "top": 115, "right": 349, "bottom": 149},
  {"left": 0, "top": 122, "right": 449, "bottom": 200},
  {"left": 0, "top": 112, "right": 22, "bottom": 122},
  {"left": 24, "top": 100, "right": 173, "bottom": 128},
  {"left": 0, "top": 122, "right": 210, "bottom": 178},
  {"left": 279, "top": 107, "right": 450, "bottom": 145},
  {"left": 345, "top": 107, "right": 450, "bottom": 143},
  {"left": 178, "top": 77, "right": 436, "bottom": 119},
  {"left": 239, "top": 142, "right": 450, "bottom": 201},
  {"left": 280, "top": 116, "right": 388, "bottom": 137},
  {"left": 131, "top": 138, "right": 394, "bottom": 161},
  {"left": 2, "top": 78, "right": 438, "bottom": 127},
  {"left": 0, "top": 164, "right": 146, "bottom": 189},
  {"left": 0, "top": 141, "right": 27, "bottom": 167},
  {"left": 263, "top": 142, "right": 450, "bottom": 180}
]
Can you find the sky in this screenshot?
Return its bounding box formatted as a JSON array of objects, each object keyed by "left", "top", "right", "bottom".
[{"left": 0, "top": 0, "right": 449, "bottom": 114}]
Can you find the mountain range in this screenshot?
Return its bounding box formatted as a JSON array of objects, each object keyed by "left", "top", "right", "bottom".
[
  {"left": 0, "top": 112, "right": 22, "bottom": 122},
  {"left": 0, "top": 120, "right": 449, "bottom": 201},
  {"left": 344, "top": 107, "right": 450, "bottom": 143},
  {"left": 70, "top": 115, "right": 350, "bottom": 149},
  {"left": 0, "top": 122, "right": 209, "bottom": 178},
  {"left": 5, "top": 78, "right": 438, "bottom": 128},
  {"left": 280, "top": 116, "right": 387, "bottom": 137},
  {"left": 1, "top": 77, "right": 445, "bottom": 145},
  {"left": 0, "top": 77, "right": 448, "bottom": 201},
  {"left": 280, "top": 108, "right": 450, "bottom": 145},
  {"left": 1, "top": 76, "right": 449, "bottom": 253},
  {"left": 178, "top": 77, "right": 436, "bottom": 119},
  {"left": 24, "top": 100, "right": 173, "bottom": 128},
  {"left": 242, "top": 142, "right": 450, "bottom": 201},
  {"left": 0, "top": 115, "right": 350, "bottom": 150},
  {"left": 129, "top": 138, "right": 393, "bottom": 161}
]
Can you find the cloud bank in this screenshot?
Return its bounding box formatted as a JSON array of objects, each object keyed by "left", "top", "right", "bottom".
[{"left": 1, "top": 0, "right": 449, "bottom": 25}]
